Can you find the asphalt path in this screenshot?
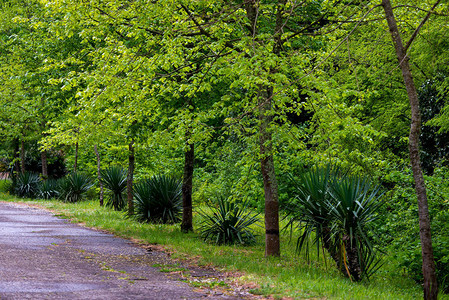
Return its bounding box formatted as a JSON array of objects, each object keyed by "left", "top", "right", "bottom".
[{"left": 0, "top": 202, "right": 248, "bottom": 300}]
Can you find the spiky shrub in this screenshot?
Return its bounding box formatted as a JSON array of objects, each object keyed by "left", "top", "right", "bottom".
[
  {"left": 58, "top": 172, "right": 93, "bottom": 203},
  {"left": 37, "top": 179, "right": 59, "bottom": 199},
  {"left": 100, "top": 166, "right": 127, "bottom": 211},
  {"left": 284, "top": 165, "right": 341, "bottom": 261},
  {"left": 14, "top": 172, "right": 40, "bottom": 198},
  {"left": 285, "top": 165, "right": 383, "bottom": 281},
  {"left": 328, "top": 176, "right": 384, "bottom": 281},
  {"left": 133, "top": 175, "right": 182, "bottom": 224},
  {"left": 198, "top": 197, "right": 259, "bottom": 245}
]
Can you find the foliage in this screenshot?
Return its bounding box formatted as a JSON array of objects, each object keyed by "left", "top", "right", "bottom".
[
  {"left": 198, "top": 196, "right": 259, "bottom": 245},
  {"left": 0, "top": 179, "right": 12, "bottom": 193},
  {"left": 58, "top": 172, "right": 93, "bottom": 203},
  {"left": 381, "top": 167, "right": 449, "bottom": 293},
  {"left": 37, "top": 179, "right": 59, "bottom": 200},
  {"left": 133, "top": 175, "right": 182, "bottom": 224},
  {"left": 419, "top": 78, "right": 449, "bottom": 174},
  {"left": 100, "top": 166, "right": 127, "bottom": 211},
  {"left": 284, "top": 165, "right": 384, "bottom": 281},
  {"left": 0, "top": 0, "right": 448, "bottom": 293},
  {"left": 14, "top": 172, "right": 40, "bottom": 198}
]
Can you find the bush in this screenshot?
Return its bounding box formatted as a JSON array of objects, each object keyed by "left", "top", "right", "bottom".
[
  {"left": 37, "top": 179, "right": 59, "bottom": 199},
  {"left": 58, "top": 172, "right": 93, "bottom": 203},
  {"left": 284, "top": 165, "right": 384, "bottom": 281},
  {"left": 14, "top": 172, "right": 40, "bottom": 198},
  {"left": 198, "top": 196, "right": 259, "bottom": 245},
  {"left": 133, "top": 175, "right": 182, "bottom": 224},
  {"left": 383, "top": 166, "right": 449, "bottom": 293},
  {"left": 100, "top": 166, "right": 127, "bottom": 211},
  {"left": 0, "top": 179, "right": 12, "bottom": 193}
]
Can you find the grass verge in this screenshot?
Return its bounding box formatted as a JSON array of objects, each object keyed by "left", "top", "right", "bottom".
[{"left": 0, "top": 193, "right": 441, "bottom": 300}]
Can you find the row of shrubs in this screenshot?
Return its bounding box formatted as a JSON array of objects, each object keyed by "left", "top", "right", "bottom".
[
  {"left": 10, "top": 167, "right": 259, "bottom": 247},
  {"left": 11, "top": 168, "right": 183, "bottom": 223},
  {"left": 13, "top": 172, "right": 92, "bottom": 202}
]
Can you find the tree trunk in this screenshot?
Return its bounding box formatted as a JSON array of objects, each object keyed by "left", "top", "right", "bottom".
[
  {"left": 382, "top": 1, "right": 438, "bottom": 298},
  {"left": 74, "top": 141, "right": 78, "bottom": 172},
  {"left": 181, "top": 135, "right": 194, "bottom": 233},
  {"left": 344, "top": 236, "right": 361, "bottom": 282},
  {"left": 20, "top": 139, "right": 25, "bottom": 174},
  {"left": 41, "top": 150, "right": 48, "bottom": 179},
  {"left": 322, "top": 226, "right": 347, "bottom": 275},
  {"left": 127, "top": 139, "right": 135, "bottom": 215},
  {"left": 13, "top": 138, "right": 20, "bottom": 177},
  {"left": 259, "top": 87, "right": 280, "bottom": 257},
  {"left": 94, "top": 144, "right": 104, "bottom": 207}
]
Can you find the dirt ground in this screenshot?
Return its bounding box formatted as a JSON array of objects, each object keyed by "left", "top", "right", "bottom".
[{"left": 0, "top": 202, "right": 260, "bottom": 300}]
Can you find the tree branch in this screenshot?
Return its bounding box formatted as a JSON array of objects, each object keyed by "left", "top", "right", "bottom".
[{"left": 404, "top": 0, "right": 442, "bottom": 52}]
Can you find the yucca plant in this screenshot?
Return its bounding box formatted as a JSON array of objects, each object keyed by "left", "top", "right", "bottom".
[
  {"left": 285, "top": 164, "right": 383, "bottom": 281},
  {"left": 100, "top": 166, "right": 127, "bottom": 211},
  {"left": 14, "top": 172, "right": 40, "bottom": 198},
  {"left": 133, "top": 175, "right": 182, "bottom": 224},
  {"left": 37, "top": 179, "right": 59, "bottom": 200},
  {"left": 284, "top": 165, "right": 341, "bottom": 262},
  {"left": 198, "top": 196, "right": 259, "bottom": 245},
  {"left": 58, "top": 172, "right": 93, "bottom": 203},
  {"left": 328, "top": 175, "right": 384, "bottom": 281}
]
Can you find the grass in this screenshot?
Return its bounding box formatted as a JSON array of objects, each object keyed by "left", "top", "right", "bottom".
[{"left": 0, "top": 189, "right": 443, "bottom": 299}]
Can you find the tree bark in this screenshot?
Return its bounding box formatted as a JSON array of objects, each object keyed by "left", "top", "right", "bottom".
[
  {"left": 127, "top": 139, "right": 135, "bottom": 215},
  {"left": 74, "top": 141, "right": 78, "bottom": 173},
  {"left": 181, "top": 135, "right": 194, "bottom": 233},
  {"left": 94, "top": 144, "right": 104, "bottom": 207},
  {"left": 13, "top": 138, "right": 20, "bottom": 177},
  {"left": 259, "top": 86, "right": 280, "bottom": 257},
  {"left": 344, "top": 236, "right": 361, "bottom": 282},
  {"left": 20, "top": 139, "right": 25, "bottom": 174},
  {"left": 41, "top": 150, "right": 48, "bottom": 179},
  {"left": 382, "top": 1, "right": 438, "bottom": 298}
]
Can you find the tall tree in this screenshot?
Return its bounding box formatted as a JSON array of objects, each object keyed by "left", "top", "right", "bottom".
[{"left": 381, "top": 1, "right": 440, "bottom": 298}]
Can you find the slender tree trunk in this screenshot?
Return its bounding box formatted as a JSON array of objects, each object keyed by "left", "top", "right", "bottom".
[
  {"left": 40, "top": 118, "right": 48, "bottom": 179},
  {"left": 181, "top": 134, "right": 194, "bottom": 233},
  {"left": 20, "top": 139, "right": 25, "bottom": 174},
  {"left": 94, "top": 144, "right": 104, "bottom": 207},
  {"left": 259, "top": 87, "right": 280, "bottom": 257},
  {"left": 13, "top": 138, "right": 20, "bottom": 177},
  {"left": 382, "top": 1, "right": 438, "bottom": 298},
  {"left": 41, "top": 150, "right": 48, "bottom": 179},
  {"left": 74, "top": 141, "right": 78, "bottom": 173},
  {"left": 127, "top": 139, "right": 135, "bottom": 215}
]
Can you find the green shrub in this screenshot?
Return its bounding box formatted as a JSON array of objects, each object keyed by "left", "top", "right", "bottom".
[
  {"left": 58, "top": 172, "right": 93, "bottom": 203},
  {"left": 100, "top": 166, "right": 127, "bottom": 211},
  {"left": 133, "top": 175, "right": 182, "bottom": 224},
  {"left": 383, "top": 166, "right": 449, "bottom": 293},
  {"left": 37, "top": 179, "right": 59, "bottom": 199},
  {"left": 198, "top": 196, "right": 259, "bottom": 245},
  {"left": 0, "top": 179, "right": 12, "bottom": 193},
  {"left": 14, "top": 172, "right": 40, "bottom": 198},
  {"left": 284, "top": 165, "right": 383, "bottom": 281}
]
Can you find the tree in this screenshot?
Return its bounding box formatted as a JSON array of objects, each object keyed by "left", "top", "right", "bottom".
[{"left": 381, "top": 1, "right": 441, "bottom": 298}]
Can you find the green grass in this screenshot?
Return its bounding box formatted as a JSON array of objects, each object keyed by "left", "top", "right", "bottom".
[{"left": 0, "top": 192, "right": 444, "bottom": 300}]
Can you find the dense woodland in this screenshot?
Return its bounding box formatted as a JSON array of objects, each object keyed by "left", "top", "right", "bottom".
[{"left": 1, "top": 0, "right": 449, "bottom": 298}]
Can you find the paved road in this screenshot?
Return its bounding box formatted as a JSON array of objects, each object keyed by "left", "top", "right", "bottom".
[{"left": 0, "top": 202, "right": 245, "bottom": 300}]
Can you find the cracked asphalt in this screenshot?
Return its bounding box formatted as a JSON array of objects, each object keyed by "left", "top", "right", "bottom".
[{"left": 0, "top": 202, "right": 249, "bottom": 300}]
